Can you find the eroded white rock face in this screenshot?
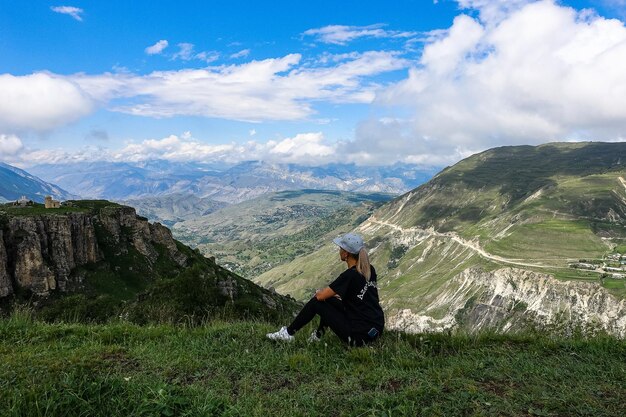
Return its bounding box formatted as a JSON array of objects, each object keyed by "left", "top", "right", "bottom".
[
  {"left": 387, "top": 309, "right": 456, "bottom": 334},
  {"left": 387, "top": 267, "right": 626, "bottom": 338}
]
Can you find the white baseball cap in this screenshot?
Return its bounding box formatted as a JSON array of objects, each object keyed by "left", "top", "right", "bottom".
[{"left": 333, "top": 233, "right": 365, "bottom": 254}]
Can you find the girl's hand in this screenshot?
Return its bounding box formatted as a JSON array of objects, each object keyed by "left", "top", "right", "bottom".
[{"left": 315, "top": 287, "right": 337, "bottom": 301}]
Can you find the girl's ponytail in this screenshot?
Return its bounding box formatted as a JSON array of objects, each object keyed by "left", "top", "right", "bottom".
[{"left": 356, "top": 247, "right": 371, "bottom": 281}]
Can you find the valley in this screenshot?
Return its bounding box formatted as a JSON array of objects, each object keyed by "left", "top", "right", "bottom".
[{"left": 172, "top": 189, "right": 393, "bottom": 277}]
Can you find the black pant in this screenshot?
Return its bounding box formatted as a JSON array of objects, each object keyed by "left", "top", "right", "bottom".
[{"left": 287, "top": 297, "right": 376, "bottom": 346}]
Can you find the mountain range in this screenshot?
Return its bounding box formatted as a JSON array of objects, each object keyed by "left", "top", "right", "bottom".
[
  {"left": 254, "top": 142, "right": 626, "bottom": 336},
  {"left": 3, "top": 142, "right": 626, "bottom": 336},
  {"left": 28, "top": 160, "right": 437, "bottom": 203}
]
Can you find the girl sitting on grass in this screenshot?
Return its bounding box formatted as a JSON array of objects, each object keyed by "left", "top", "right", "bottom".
[{"left": 266, "top": 233, "right": 384, "bottom": 346}]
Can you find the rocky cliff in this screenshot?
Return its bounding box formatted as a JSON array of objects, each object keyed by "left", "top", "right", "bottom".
[
  {"left": 0, "top": 201, "right": 299, "bottom": 324},
  {"left": 388, "top": 267, "right": 626, "bottom": 337},
  {"left": 0, "top": 204, "right": 186, "bottom": 298},
  {"left": 0, "top": 230, "right": 11, "bottom": 297}
]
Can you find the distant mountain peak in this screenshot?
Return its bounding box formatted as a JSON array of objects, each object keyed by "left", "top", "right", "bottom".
[{"left": 0, "top": 162, "right": 75, "bottom": 203}]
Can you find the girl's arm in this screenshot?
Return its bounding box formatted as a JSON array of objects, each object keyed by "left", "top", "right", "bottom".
[{"left": 315, "top": 287, "right": 337, "bottom": 301}]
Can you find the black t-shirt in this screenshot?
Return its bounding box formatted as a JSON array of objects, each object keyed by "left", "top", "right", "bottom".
[{"left": 329, "top": 265, "right": 385, "bottom": 334}]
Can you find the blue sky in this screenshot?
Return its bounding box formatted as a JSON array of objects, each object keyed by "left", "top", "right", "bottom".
[{"left": 1, "top": 0, "right": 625, "bottom": 167}]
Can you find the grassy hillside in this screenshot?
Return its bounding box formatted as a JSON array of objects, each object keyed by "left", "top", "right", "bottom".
[
  {"left": 258, "top": 143, "right": 626, "bottom": 332},
  {"left": 375, "top": 143, "right": 626, "bottom": 291},
  {"left": 174, "top": 190, "right": 392, "bottom": 278},
  {"left": 1, "top": 314, "right": 624, "bottom": 417}
]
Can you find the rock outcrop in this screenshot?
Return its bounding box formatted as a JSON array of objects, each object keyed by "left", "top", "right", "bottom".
[
  {"left": 0, "top": 231, "right": 12, "bottom": 297},
  {"left": 0, "top": 206, "right": 188, "bottom": 297},
  {"left": 388, "top": 267, "right": 626, "bottom": 338}
]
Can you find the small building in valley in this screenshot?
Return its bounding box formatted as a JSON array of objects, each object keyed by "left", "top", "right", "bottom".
[{"left": 44, "top": 196, "right": 61, "bottom": 209}]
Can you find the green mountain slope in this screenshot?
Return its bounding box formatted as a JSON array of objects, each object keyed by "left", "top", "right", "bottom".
[
  {"left": 256, "top": 143, "right": 626, "bottom": 334},
  {"left": 173, "top": 189, "right": 392, "bottom": 278}
]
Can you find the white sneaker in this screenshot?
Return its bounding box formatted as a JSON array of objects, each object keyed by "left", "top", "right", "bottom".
[
  {"left": 266, "top": 326, "right": 294, "bottom": 341},
  {"left": 308, "top": 330, "right": 321, "bottom": 343}
]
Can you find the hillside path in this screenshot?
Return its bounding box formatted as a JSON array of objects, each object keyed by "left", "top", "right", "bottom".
[{"left": 366, "top": 219, "right": 559, "bottom": 270}]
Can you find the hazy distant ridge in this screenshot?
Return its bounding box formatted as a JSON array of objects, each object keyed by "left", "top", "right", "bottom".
[
  {"left": 28, "top": 160, "right": 437, "bottom": 203},
  {"left": 0, "top": 162, "right": 75, "bottom": 203}
]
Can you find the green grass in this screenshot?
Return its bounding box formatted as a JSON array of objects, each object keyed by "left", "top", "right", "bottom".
[
  {"left": 0, "top": 200, "right": 124, "bottom": 217},
  {"left": 485, "top": 219, "right": 608, "bottom": 263},
  {"left": 1, "top": 313, "right": 625, "bottom": 417},
  {"left": 0, "top": 205, "right": 89, "bottom": 216},
  {"left": 602, "top": 278, "right": 626, "bottom": 297}
]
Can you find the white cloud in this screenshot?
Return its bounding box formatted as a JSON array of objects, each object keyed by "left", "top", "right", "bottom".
[
  {"left": 195, "top": 51, "right": 220, "bottom": 63},
  {"left": 367, "top": 0, "right": 626, "bottom": 164},
  {"left": 172, "top": 43, "right": 195, "bottom": 60},
  {"left": 172, "top": 43, "right": 219, "bottom": 63},
  {"left": 0, "top": 134, "right": 24, "bottom": 156},
  {"left": 303, "top": 24, "right": 416, "bottom": 45},
  {"left": 0, "top": 73, "right": 94, "bottom": 132},
  {"left": 268, "top": 132, "right": 336, "bottom": 162},
  {"left": 249, "top": 129, "right": 257, "bottom": 136},
  {"left": 0, "top": 51, "right": 406, "bottom": 133},
  {"left": 50, "top": 6, "right": 84, "bottom": 21},
  {"left": 11, "top": 132, "right": 345, "bottom": 166},
  {"left": 72, "top": 51, "right": 406, "bottom": 122},
  {"left": 145, "top": 40, "right": 169, "bottom": 55},
  {"left": 230, "top": 49, "right": 251, "bottom": 59}
]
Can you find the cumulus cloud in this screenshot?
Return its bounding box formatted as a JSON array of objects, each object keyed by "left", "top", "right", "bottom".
[
  {"left": 114, "top": 132, "right": 340, "bottom": 165},
  {"left": 303, "top": 24, "right": 416, "bottom": 45},
  {"left": 0, "top": 73, "right": 94, "bottom": 132},
  {"left": 366, "top": 0, "right": 626, "bottom": 164},
  {"left": 0, "top": 134, "right": 24, "bottom": 156},
  {"left": 50, "top": 6, "right": 84, "bottom": 21},
  {"left": 10, "top": 132, "right": 346, "bottom": 167},
  {"left": 28, "top": 133, "right": 340, "bottom": 165},
  {"left": 145, "top": 40, "right": 169, "bottom": 55},
  {"left": 267, "top": 133, "right": 336, "bottom": 163}
]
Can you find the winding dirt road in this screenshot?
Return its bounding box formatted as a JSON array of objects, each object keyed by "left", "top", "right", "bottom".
[{"left": 366, "top": 218, "right": 562, "bottom": 270}]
